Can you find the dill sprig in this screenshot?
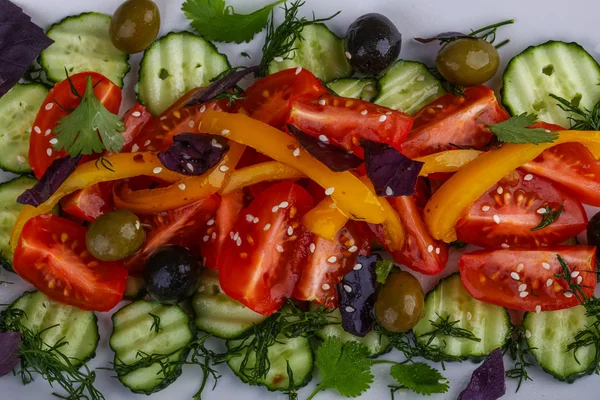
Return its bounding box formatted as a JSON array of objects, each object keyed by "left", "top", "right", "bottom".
[
  {"left": 149, "top": 313, "right": 162, "bottom": 334},
  {"left": 419, "top": 314, "right": 481, "bottom": 347},
  {"left": 284, "top": 360, "right": 298, "bottom": 400},
  {"left": 95, "top": 156, "right": 115, "bottom": 172},
  {"left": 258, "top": 0, "right": 340, "bottom": 76},
  {"left": 531, "top": 203, "right": 563, "bottom": 232},
  {"left": 504, "top": 325, "right": 535, "bottom": 391},
  {"left": 555, "top": 254, "right": 589, "bottom": 304},
  {"left": 467, "top": 19, "right": 514, "bottom": 48},
  {"left": 550, "top": 94, "right": 600, "bottom": 131}
]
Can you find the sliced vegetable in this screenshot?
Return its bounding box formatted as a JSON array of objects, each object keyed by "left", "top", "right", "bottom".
[
  {"left": 60, "top": 182, "right": 114, "bottom": 222},
  {"left": 220, "top": 161, "right": 305, "bottom": 195},
  {"left": 416, "top": 149, "right": 481, "bottom": 177},
  {"left": 302, "top": 197, "right": 349, "bottom": 241},
  {"left": 338, "top": 254, "right": 377, "bottom": 337},
  {"left": 326, "top": 78, "right": 378, "bottom": 101}
]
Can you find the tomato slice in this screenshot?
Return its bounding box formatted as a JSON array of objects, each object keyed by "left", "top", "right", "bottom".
[
  {"left": 241, "top": 68, "right": 329, "bottom": 128},
  {"left": 125, "top": 195, "right": 220, "bottom": 272},
  {"left": 29, "top": 72, "right": 122, "bottom": 178},
  {"left": 60, "top": 182, "right": 115, "bottom": 222},
  {"left": 120, "top": 103, "right": 154, "bottom": 149},
  {"left": 13, "top": 215, "right": 128, "bottom": 311},
  {"left": 293, "top": 221, "right": 370, "bottom": 308},
  {"left": 218, "top": 181, "right": 314, "bottom": 315},
  {"left": 459, "top": 246, "right": 596, "bottom": 312},
  {"left": 199, "top": 191, "right": 245, "bottom": 270},
  {"left": 288, "top": 94, "right": 414, "bottom": 156},
  {"left": 456, "top": 170, "right": 587, "bottom": 248},
  {"left": 401, "top": 85, "right": 509, "bottom": 158}
]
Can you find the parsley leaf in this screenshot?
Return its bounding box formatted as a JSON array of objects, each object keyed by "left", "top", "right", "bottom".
[
  {"left": 182, "top": 0, "right": 285, "bottom": 44},
  {"left": 390, "top": 362, "right": 449, "bottom": 396},
  {"left": 53, "top": 76, "right": 124, "bottom": 156},
  {"left": 486, "top": 113, "right": 558, "bottom": 144},
  {"left": 308, "top": 338, "right": 373, "bottom": 399},
  {"left": 531, "top": 203, "right": 563, "bottom": 232},
  {"left": 376, "top": 260, "right": 394, "bottom": 284}
]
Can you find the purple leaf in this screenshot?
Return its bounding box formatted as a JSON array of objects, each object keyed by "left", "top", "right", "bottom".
[
  {"left": 158, "top": 133, "right": 229, "bottom": 176},
  {"left": 17, "top": 155, "right": 82, "bottom": 207},
  {"left": 0, "top": 0, "right": 53, "bottom": 97},
  {"left": 0, "top": 331, "right": 21, "bottom": 376},
  {"left": 184, "top": 66, "right": 260, "bottom": 107},
  {"left": 361, "top": 140, "right": 423, "bottom": 197},
  {"left": 414, "top": 32, "right": 470, "bottom": 43},
  {"left": 458, "top": 348, "right": 506, "bottom": 400},
  {"left": 337, "top": 254, "right": 377, "bottom": 337},
  {"left": 287, "top": 124, "right": 363, "bottom": 172}
]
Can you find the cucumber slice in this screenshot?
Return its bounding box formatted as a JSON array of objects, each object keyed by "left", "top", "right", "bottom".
[
  {"left": 137, "top": 32, "right": 230, "bottom": 116},
  {"left": 326, "top": 78, "right": 378, "bottom": 101},
  {"left": 524, "top": 306, "right": 596, "bottom": 382},
  {"left": 0, "top": 84, "right": 48, "bottom": 173},
  {"left": 268, "top": 23, "right": 352, "bottom": 82},
  {"left": 192, "top": 269, "right": 266, "bottom": 339},
  {"left": 40, "top": 12, "right": 130, "bottom": 87},
  {"left": 413, "top": 274, "right": 511, "bottom": 359},
  {"left": 374, "top": 60, "right": 446, "bottom": 115},
  {"left": 110, "top": 300, "right": 195, "bottom": 394},
  {"left": 502, "top": 41, "right": 600, "bottom": 127},
  {"left": 7, "top": 291, "right": 99, "bottom": 366},
  {"left": 313, "top": 308, "right": 390, "bottom": 357},
  {"left": 227, "top": 334, "right": 313, "bottom": 391}
]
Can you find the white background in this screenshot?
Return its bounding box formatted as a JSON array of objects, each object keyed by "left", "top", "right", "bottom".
[{"left": 1, "top": 0, "right": 600, "bottom": 399}]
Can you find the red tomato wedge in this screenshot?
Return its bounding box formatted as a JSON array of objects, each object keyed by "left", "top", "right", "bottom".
[
  {"left": 459, "top": 246, "right": 596, "bottom": 312},
  {"left": 61, "top": 182, "right": 115, "bottom": 222},
  {"left": 293, "top": 221, "right": 370, "bottom": 308},
  {"left": 199, "top": 191, "right": 245, "bottom": 270},
  {"left": 241, "top": 68, "right": 329, "bottom": 128},
  {"left": 288, "top": 94, "right": 414, "bottom": 156},
  {"left": 13, "top": 215, "right": 128, "bottom": 311},
  {"left": 119, "top": 103, "right": 154, "bottom": 149},
  {"left": 456, "top": 170, "right": 587, "bottom": 248},
  {"left": 218, "top": 181, "right": 314, "bottom": 315},
  {"left": 401, "top": 85, "right": 509, "bottom": 158},
  {"left": 125, "top": 196, "right": 220, "bottom": 272},
  {"left": 29, "top": 72, "right": 122, "bottom": 178}
]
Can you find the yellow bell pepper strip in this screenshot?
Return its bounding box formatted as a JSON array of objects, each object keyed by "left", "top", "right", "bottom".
[
  {"left": 416, "top": 149, "right": 482, "bottom": 176},
  {"left": 10, "top": 152, "right": 186, "bottom": 252},
  {"left": 220, "top": 161, "right": 306, "bottom": 195},
  {"left": 302, "top": 197, "right": 349, "bottom": 241},
  {"left": 424, "top": 130, "right": 600, "bottom": 243},
  {"left": 200, "top": 112, "right": 386, "bottom": 224},
  {"left": 113, "top": 142, "right": 245, "bottom": 214}
]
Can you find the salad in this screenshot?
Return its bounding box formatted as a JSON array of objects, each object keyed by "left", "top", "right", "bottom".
[{"left": 1, "top": 0, "right": 600, "bottom": 399}]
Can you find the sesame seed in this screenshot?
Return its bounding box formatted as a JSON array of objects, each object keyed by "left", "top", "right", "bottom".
[
  {"left": 379, "top": 115, "right": 387, "bottom": 122},
  {"left": 274, "top": 56, "right": 284, "bottom": 62},
  {"left": 264, "top": 223, "right": 271, "bottom": 231},
  {"left": 144, "top": 140, "right": 151, "bottom": 146},
  {"left": 501, "top": 243, "right": 510, "bottom": 249},
  {"left": 203, "top": 235, "right": 209, "bottom": 242},
  {"left": 280, "top": 201, "right": 289, "bottom": 208},
  {"left": 325, "top": 187, "right": 335, "bottom": 196},
  {"left": 427, "top": 245, "right": 434, "bottom": 253},
  {"left": 246, "top": 214, "right": 254, "bottom": 222},
  {"left": 236, "top": 238, "right": 242, "bottom": 246},
  {"left": 525, "top": 330, "right": 532, "bottom": 339},
  {"left": 230, "top": 232, "right": 234, "bottom": 239},
  {"left": 293, "top": 148, "right": 301, "bottom": 157},
  {"left": 493, "top": 215, "right": 500, "bottom": 224},
  {"left": 436, "top": 104, "right": 443, "bottom": 109},
  {"left": 253, "top": 217, "right": 259, "bottom": 223},
  {"left": 34, "top": 126, "right": 41, "bottom": 134},
  {"left": 571, "top": 270, "right": 580, "bottom": 278},
  {"left": 385, "top": 186, "right": 394, "bottom": 196},
  {"left": 211, "top": 139, "right": 222, "bottom": 148},
  {"left": 188, "top": 120, "right": 195, "bottom": 128},
  {"left": 319, "top": 135, "right": 329, "bottom": 143},
  {"left": 131, "top": 144, "right": 140, "bottom": 152},
  {"left": 517, "top": 263, "right": 524, "bottom": 272},
  {"left": 187, "top": 163, "right": 194, "bottom": 171},
  {"left": 386, "top": 111, "right": 392, "bottom": 116},
  {"left": 520, "top": 291, "right": 529, "bottom": 298},
  {"left": 205, "top": 219, "right": 214, "bottom": 227},
  {"left": 466, "top": 312, "right": 472, "bottom": 320},
  {"left": 348, "top": 245, "right": 358, "bottom": 253},
  {"left": 160, "top": 116, "right": 167, "bottom": 120},
  {"left": 221, "top": 129, "right": 230, "bottom": 136},
  {"left": 361, "top": 109, "right": 368, "bottom": 115},
  {"left": 416, "top": 75, "right": 425, "bottom": 82},
  {"left": 219, "top": 165, "right": 230, "bottom": 172},
  {"left": 343, "top": 284, "right": 352, "bottom": 293},
  {"left": 211, "top": 232, "right": 216, "bottom": 240},
  {"left": 327, "top": 256, "right": 337, "bottom": 263},
  {"left": 524, "top": 174, "right": 533, "bottom": 181},
  {"left": 276, "top": 245, "right": 284, "bottom": 253},
  {"left": 353, "top": 263, "right": 362, "bottom": 271},
  {"left": 535, "top": 305, "right": 541, "bottom": 313},
  {"left": 295, "top": 66, "right": 303, "bottom": 75},
  {"left": 132, "top": 111, "right": 141, "bottom": 117},
  {"left": 542, "top": 262, "right": 550, "bottom": 270},
  {"left": 17, "top": 155, "right": 26, "bottom": 163},
  {"left": 200, "top": 105, "right": 206, "bottom": 113},
  {"left": 497, "top": 187, "right": 503, "bottom": 194},
  {"left": 49, "top": 138, "right": 58, "bottom": 145},
  {"left": 45, "top": 129, "right": 52, "bottom": 136},
  {"left": 178, "top": 183, "right": 186, "bottom": 190},
  {"left": 44, "top": 102, "right": 54, "bottom": 111},
  {"left": 310, "top": 243, "right": 316, "bottom": 253},
  {"left": 345, "top": 306, "right": 355, "bottom": 313},
  {"left": 510, "top": 272, "right": 520, "bottom": 280},
  {"left": 545, "top": 129, "right": 551, "bottom": 133},
  {"left": 46, "top": 148, "right": 52, "bottom": 156},
  {"left": 233, "top": 232, "right": 239, "bottom": 240},
  {"left": 564, "top": 291, "right": 574, "bottom": 298},
  {"left": 536, "top": 208, "right": 547, "bottom": 214},
  {"left": 318, "top": 99, "right": 327, "bottom": 106},
  {"left": 481, "top": 205, "right": 491, "bottom": 212},
  {"left": 438, "top": 379, "right": 449, "bottom": 384},
  {"left": 153, "top": 167, "right": 163, "bottom": 174},
  {"left": 577, "top": 276, "right": 583, "bottom": 284},
  {"left": 518, "top": 283, "right": 527, "bottom": 292},
  {"left": 329, "top": 202, "right": 337, "bottom": 209},
  {"left": 287, "top": 226, "right": 294, "bottom": 236},
  {"left": 345, "top": 51, "right": 352, "bottom": 59},
  {"left": 322, "top": 283, "right": 331, "bottom": 290},
  {"left": 435, "top": 247, "right": 441, "bottom": 254},
  {"left": 546, "top": 279, "right": 553, "bottom": 287}
]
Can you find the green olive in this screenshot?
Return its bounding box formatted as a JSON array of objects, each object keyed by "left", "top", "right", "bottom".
[
  {"left": 375, "top": 270, "right": 424, "bottom": 333},
  {"left": 86, "top": 210, "right": 145, "bottom": 261},
  {"left": 436, "top": 38, "right": 500, "bottom": 86},
  {"left": 110, "top": 0, "right": 160, "bottom": 54}
]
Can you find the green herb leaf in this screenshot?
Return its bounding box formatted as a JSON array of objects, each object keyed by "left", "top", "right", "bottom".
[
  {"left": 53, "top": 76, "right": 125, "bottom": 156},
  {"left": 376, "top": 260, "right": 394, "bottom": 284},
  {"left": 420, "top": 314, "right": 481, "bottom": 347},
  {"left": 550, "top": 94, "right": 600, "bottom": 131},
  {"left": 531, "top": 203, "right": 563, "bottom": 232},
  {"left": 390, "top": 362, "right": 449, "bottom": 396},
  {"left": 182, "top": 0, "right": 285, "bottom": 44},
  {"left": 149, "top": 313, "right": 162, "bottom": 333},
  {"left": 504, "top": 325, "right": 535, "bottom": 391},
  {"left": 486, "top": 113, "right": 558, "bottom": 144},
  {"left": 310, "top": 338, "right": 374, "bottom": 399}
]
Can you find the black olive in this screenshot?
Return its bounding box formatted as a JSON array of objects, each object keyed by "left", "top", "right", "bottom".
[
  {"left": 144, "top": 245, "right": 201, "bottom": 304},
  {"left": 587, "top": 212, "right": 600, "bottom": 250},
  {"left": 344, "top": 13, "right": 402, "bottom": 76}
]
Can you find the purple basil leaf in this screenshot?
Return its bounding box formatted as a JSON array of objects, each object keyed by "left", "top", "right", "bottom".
[
  {"left": 0, "top": 331, "right": 21, "bottom": 376},
  {"left": 158, "top": 133, "right": 229, "bottom": 176},
  {"left": 17, "top": 155, "right": 82, "bottom": 207},
  {"left": 0, "top": 0, "right": 54, "bottom": 97},
  {"left": 287, "top": 124, "right": 363, "bottom": 172},
  {"left": 337, "top": 254, "right": 377, "bottom": 337},
  {"left": 414, "top": 31, "right": 469, "bottom": 43},
  {"left": 361, "top": 140, "right": 423, "bottom": 197},
  {"left": 458, "top": 348, "right": 506, "bottom": 400},
  {"left": 184, "top": 66, "right": 260, "bottom": 107}
]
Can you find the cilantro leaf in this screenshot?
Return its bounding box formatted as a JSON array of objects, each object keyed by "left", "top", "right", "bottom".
[
  {"left": 182, "top": 0, "right": 285, "bottom": 44},
  {"left": 376, "top": 260, "right": 394, "bottom": 284},
  {"left": 53, "top": 76, "right": 125, "bottom": 156},
  {"left": 311, "top": 338, "right": 373, "bottom": 398},
  {"left": 486, "top": 113, "right": 558, "bottom": 144},
  {"left": 390, "top": 362, "right": 449, "bottom": 396}
]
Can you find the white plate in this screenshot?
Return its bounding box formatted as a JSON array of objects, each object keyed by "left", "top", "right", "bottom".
[{"left": 2, "top": 0, "right": 600, "bottom": 399}]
